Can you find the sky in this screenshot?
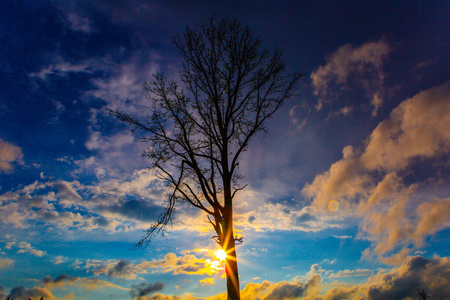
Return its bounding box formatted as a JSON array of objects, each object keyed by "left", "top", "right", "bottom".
[{"left": 0, "top": 0, "right": 449, "bottom": 299}]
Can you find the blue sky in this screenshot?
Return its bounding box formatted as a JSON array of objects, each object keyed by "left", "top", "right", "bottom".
[{"left": 0, "top": 0, "right": 449, "bottom": 299}]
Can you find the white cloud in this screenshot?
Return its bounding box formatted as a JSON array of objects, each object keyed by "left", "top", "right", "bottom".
[
  {"left": 28, "top": 56, "right": 97, "bottom": 80},
  {"left": 15, "top": 242, "right": 46, "bottom": 257},
  {"left": 311, "top": 39, "right": 391, "bottom": 115},
  {"left": 86, "top": 50, "right": 160, "bottom": 111},
  {"left": 0, "top": 138, "right": 23, "bottom": 172}
]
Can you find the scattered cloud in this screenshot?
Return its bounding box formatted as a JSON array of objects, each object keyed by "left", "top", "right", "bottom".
[
  {"left": 311, "top": 39, "right": 391, "bottom": 116},
  {"left": 302, "top": 81, "right": 450, "bottom": 262},
  {"left": 199, "top": 278, "right": 215, "bottom": 287},
  {"left": 52, "top": 255, "right": 68, "bottom": 265},
  {"left": 0, "top": 138, "right": 23, "bottom": 172},
  {"left": 16, "top": 242, "right": 46, "bottom": 257}
]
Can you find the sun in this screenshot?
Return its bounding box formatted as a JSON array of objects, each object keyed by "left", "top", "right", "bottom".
[{"left": 214, "top": 249, "right": 227, "bottom": 261}]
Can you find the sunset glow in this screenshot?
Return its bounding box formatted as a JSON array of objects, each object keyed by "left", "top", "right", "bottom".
[
  {"left": 215, "top": 249, "right": 228, "bottom": 261},
  {"left": 1, "top": 1, "right": 449, "bottom": 299}
]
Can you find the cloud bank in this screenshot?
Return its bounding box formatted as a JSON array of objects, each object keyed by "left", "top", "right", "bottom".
[{"left": 303, "top": 81, "right": 450, "bottom": 262}]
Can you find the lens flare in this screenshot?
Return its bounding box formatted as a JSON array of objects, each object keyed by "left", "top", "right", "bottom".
[
  {"left": 215, "top": 249, "right": 227, "bottom": 261},
  {"left": 328, "top": 199, "right": 340, "bottom": 212}
]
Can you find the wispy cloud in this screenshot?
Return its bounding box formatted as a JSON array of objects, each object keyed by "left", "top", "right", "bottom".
[
  {"left": 329, "top": 269, "right": 373, "bottom": 278},
  {"left": 66, "top": 12, "right": 93, "bottom": 33},
  {"left": 311, "top": 39, "right": 391, "bottom": 116}
]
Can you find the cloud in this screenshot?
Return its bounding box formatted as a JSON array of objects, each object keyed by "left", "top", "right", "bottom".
[
  {"left": 311, "top": 39, "right": 391, "bottom": 115},
  {"left": 0, "top": 169, "right": 167, "bottom": 234},
  {"left": 66, "top": 12, "right": 93, "bottom": 33},
  {"left": 84, "top": 259, "right": 147, "bottom": 280},
  {"left": 233, "top": 190, "right": 342, "bottom": 233},
  {"left": 85, "top": 252, "right": 222, "bottom": 280},
  {"left": 52, "top": 255, "right": 68, "bottom": 265},
  {"left": 199, "top": 278, "right": 215, "bottom": 286},
  {"left": 330, "top": 269, "right": 373, "bottom": 278},
  {"left": 7, "top": 286, "right": 54, "bottom": 300},
  {"left": 0, "top": 138, "right": 23, "bottom": 172},
  {"left": 86, "top": 50, "right": 160, "bottom": 111},
  {"left": 28, "top": 56, "right": 97, "bottom": 80},
  {"left": 360, "top": 80, "right": 450, "bottom": 171},
  {"left": 302, "top": 81, "right": 450, "bottom": 262},
  {"left": 42, "top": 274, "right": 127, "bottom": 291},
  {"left": 366, "top": 255, "right": 450, "bottom": 300},
  {"left": 206, "top": 275, "right": 321, "bottom": 300},
  {"left": 15, "top": 242, "right": 46, "bottom": 257},
  {"left": 0, "top": 258, "right": 13, "bottom": 269},
  {"left": 141, "top": 255, "right": 450, "bottom": 300},
  {"left": 131, "top": 282, "right": 164, "bottom": 298},
  {"left": 53, "top": 181, "right": 83, "bottom": 208},
  {"left": 137, "top": 252, "right": 221, "bottom": 276}
]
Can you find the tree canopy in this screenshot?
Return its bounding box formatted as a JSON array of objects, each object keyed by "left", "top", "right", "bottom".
[{"left": 110, "top": 16, "right": 301, "bottom": 300}]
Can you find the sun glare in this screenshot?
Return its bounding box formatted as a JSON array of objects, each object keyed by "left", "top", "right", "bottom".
[{"left": 215, "top": 249, "right": 227, "bottom": 261}]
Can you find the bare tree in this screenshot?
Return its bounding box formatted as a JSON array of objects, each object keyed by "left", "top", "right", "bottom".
[{"left": 109, "top": 16, "right": 301, "bottom": 300}]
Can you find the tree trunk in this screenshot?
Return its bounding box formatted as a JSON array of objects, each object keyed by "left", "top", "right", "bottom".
[
  {"left": 225, "top": 238, "right": 240, "bottom": 300},
  {"left": 223, "top": 202, "right": 240, "bottom": 300}
]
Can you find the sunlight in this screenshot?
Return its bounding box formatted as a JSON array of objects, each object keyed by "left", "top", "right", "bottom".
[{"left": 215, "top": 249, "right": 227, "bottom": 261}]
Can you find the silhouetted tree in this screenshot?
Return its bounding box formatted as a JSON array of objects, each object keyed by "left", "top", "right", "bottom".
[{"left": 110, "top": 16, "right": 300, "bottom": 300}]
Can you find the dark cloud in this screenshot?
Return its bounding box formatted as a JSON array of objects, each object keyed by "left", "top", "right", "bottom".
[
  {"left": 108, "top": 259, "right": 130, "bottom": 277},
  {"left": 8, "top": 285, "right": 53, "bottom": 299},
  {"left": 295, "top": 212, "right": 317, "bottom": 223},
  {"left": 43, "top": 274, "right": 77, "bottom": 284},
  {"left": 367, "top": 256, "right": 450, "bottom": 300},
  {"left": 131, "top": 282, "right": 164, "bottom": 298},
  {"left": 265, "top": 281, "right": 307, "bottom": 299}
]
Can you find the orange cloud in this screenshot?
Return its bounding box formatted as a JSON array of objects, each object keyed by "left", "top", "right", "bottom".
[{"left": 303, "top": 81, "right": 450, "bottom": 262}]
